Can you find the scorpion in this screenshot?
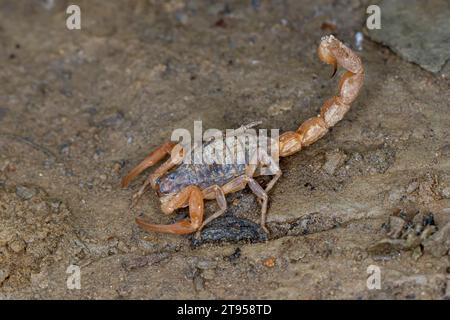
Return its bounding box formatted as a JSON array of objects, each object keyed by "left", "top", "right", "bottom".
[{"left": 121, "top": 35, "right": 364, "bottom": 236}]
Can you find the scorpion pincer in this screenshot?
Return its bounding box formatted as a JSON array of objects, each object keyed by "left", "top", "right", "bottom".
[{"left": 121, "top": 35, "right": 364, "bottom": 237}]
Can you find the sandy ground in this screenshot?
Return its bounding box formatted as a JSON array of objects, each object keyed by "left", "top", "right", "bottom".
[{"left": 0, "top": 0, "right": 449, "bottom": 299}]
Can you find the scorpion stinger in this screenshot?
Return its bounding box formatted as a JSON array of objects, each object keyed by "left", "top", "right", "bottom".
[{"left": 278, "top": 35, "right": 364, "bottom": 157}]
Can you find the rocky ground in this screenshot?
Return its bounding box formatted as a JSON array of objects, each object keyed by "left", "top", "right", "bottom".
[{"left": 0, "top": 0, "right": 449, "bottom": 299}]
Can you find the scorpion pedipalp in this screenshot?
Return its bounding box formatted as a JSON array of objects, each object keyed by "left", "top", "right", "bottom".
[
  {"left": 136, "top": 185, "right": 204, "bottom": 234},
  {"left": 121, "top": 141, "right": 176, "bottom": 188}
]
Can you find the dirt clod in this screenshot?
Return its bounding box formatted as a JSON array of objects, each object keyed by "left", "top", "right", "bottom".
[
  {"left": 191, "top": 216, "right": 268, "bottom": 247},
  {"left": 263, "top": 257, "right": 276, "bottom": 268},
  {"left": 15, "top": 186, "right": 36, "bottom": 200}
]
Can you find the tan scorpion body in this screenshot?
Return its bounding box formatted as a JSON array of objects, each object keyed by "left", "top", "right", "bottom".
[{"left": 122, "top": 35, "right": 364, "bottom": 236}]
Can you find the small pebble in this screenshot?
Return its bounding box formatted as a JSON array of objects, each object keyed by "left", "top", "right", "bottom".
[
  {"left": 59, "top": 143, "right": 70, "bottom": 155},
  {"left": 100, "top": 111, "right": 124, "bottom": 127},
  {"left": 40, "top": 0, "right": 55, "bottom": 10},
  {"left": 0, "top": 268, "right": 9, "bottom": 285},
  {"left": 117, "top": 241, "right": 130, "bottom": 253},
  {"left": 263, "top": 257, "right": 276, "bottom": 268},
  {"left": 112, "top": 162, "right": 123, "bottom": 174},
  {"left": 441, "top": 187, "right": 450, "bottom": 199},
  {"left": 193, "top": 271, "right": 205, "bottom": 291},
  {"left": 446, "top": 280, "right": 450, "bottom": 298},
  {"left": 355, "top": 32, "right": 363, "bottom": 51},
  {"left": 224, "top": 248, "right": 241, "bottom": 263},
  {"left": 406, "top": 181, "right": 419, "bottom": 193},
  {"left": 388, "top": 187, "right": 405, "bottom": 203},
  {"left": 30, "top": 270, "right": 49, "bottom": 289},
  {"left": 251, "top": 0, "right": 260, "bottom": 10},
  {"left": 9, "top": 238, "right": 26, "bottom": 253},
  {"left": 49, "top": 199, "right": 62, "bottom": 212},
  {"left": 267, "top": 100, "right": 293, "bottom": 116},
  {"left": 387, "top": 216, "right": 406, "bottom": 238},
  {"left": 16, "top": 185, "right": 36, "bottom": 200},
  {"left": 201, "top": 269, "right": 216, "bottom": 280},
  {"left": 288, "top": 250, "right": 306, "bottom": 262},
  {"left": 411, "top": 246, "right": 423, "bottom": 261},
  {"left": 175, "top": 11, "right": 189, "bottom": 25},
  {"left": 322, "top": 150, "right": 346, "bottom": 175},
  {"left": 197, "top": 259, "right": 217, "bottom": 270}
]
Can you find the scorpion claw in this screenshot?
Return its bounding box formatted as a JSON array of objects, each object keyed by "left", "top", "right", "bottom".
[
  {"left": 135, "top": 217, "right": 198, "bottom": 235},
  {"left": 330, "top": 62, "right": 337, "bottom": 78}
]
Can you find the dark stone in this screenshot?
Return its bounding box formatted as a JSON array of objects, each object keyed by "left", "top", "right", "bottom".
[
  {"left": 191, "top": 216, "right": 268, "bottom": 247},
  {"left": 16, "top": 185, "right": 36, "bottom": 200}
]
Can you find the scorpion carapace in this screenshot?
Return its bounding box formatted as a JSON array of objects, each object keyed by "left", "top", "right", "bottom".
[{"left": 121, "top": 35, "right": 364, "bottom": 236}]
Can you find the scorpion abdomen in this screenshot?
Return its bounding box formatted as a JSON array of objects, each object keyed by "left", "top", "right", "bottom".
[
  {"left": 157, "top": 163, "right": 246, "bottom": 195},
  {"left": 157, "top": 133, "right": 254, "bottom": 194}
]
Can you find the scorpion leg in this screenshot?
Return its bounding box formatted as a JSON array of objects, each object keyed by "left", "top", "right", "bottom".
[
  {"left": 121, "top": 141, "right": 177, "bottom": 188},
  {"left": 227, "top": 150, "right": 281, "bottom": 234},
  {"left": 279, "top": 35, "right": 364, "bottom": 157},
  {"left": 126, "top": 144, "right": 185, "bottom": 209},
  {"left": 135, "top": 185, "right": 204, "bottom": 235},
  {"left": 128, "top": 157, "right": 174, "bottom": 209},
  {"left": 222, "top": 174, "right": 270, "bottom": 234},
  {"left": 247, "top": 177, "right": 270, "bottom": 234},
  {"left": 199, "top": 160, "right": 275, "bottom": 234},
  {"left": 257, "top": 149, "right": 282, "bottom": 194},
  {"left": 247, "top": 149, "right": 281, "bottom": 202},
  {"left": 195, "top": 185, "right": 227, "bottom": 237}
]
